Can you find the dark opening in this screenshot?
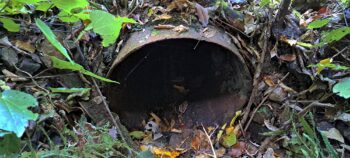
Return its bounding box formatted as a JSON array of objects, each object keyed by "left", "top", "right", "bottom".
[{"left": 107, "top": 39, "right": 251, "bottom": 129}]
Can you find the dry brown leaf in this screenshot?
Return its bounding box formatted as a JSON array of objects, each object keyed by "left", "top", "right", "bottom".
[
  {"left": 2, "top": 69, "right": 28, "bottom": 82},
  {"left": 167, "top": 0, "right": 189, "bottom": 11},
  {"left": 153, "top": 13, "right": 172, "bottom": 21},
  {"left": 228, "top": 141, "right": 246, "bottom": 157},
  {"left": 195, "top": 3, "right": 209, "bottom": 27},
  {"left": 279, "top": 54, "right": 296, "bottom": 62},
  {"left": 202, "top": 28, "right": 216, "bottom": 38},
  {"left": 173, "top": 25, "right": 189, "bottom": 33},
  {"left": 263, "top": 75, "right": 276, "bottom": 87},
  {"left": 154, "top": 24, "right": 175, "bottom": 29},
  {"left": 191, "top": 130, "right": 208, "bottom": 151},
  {"left": 15, "top": 40, "right": 36, "bottom": 53},
  {"left": 215, "top": 147, "right": 226, "bottom": 157}
]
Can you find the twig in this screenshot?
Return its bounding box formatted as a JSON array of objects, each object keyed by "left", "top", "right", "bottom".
[
  {"left": 240, "top": 17, "right": 272, "bottom": 129},
  {"left": 243, "top": 73, "right": 290, "bottom": 131},
  {"left": 201, "top": 124, "right": 217, "bottom": 158},
  {"left": 275, "top": 0, "right": 292, "bottom": 25},
  {"left": 15, "top": 66, "right": 50, "bottom": 94},
  {"left": 91, "top": 79, "right": 133, "bottom": 155}
]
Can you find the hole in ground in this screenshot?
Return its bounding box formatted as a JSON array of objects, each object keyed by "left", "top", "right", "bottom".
[{"left": 107, "top": 39, "right": 251, "bottom": 129}]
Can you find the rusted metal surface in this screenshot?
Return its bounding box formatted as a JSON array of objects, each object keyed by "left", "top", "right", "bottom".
[
  {"left": 107, "top": 25, "right": 252, "bottom": 128},
  {"left": 108, "top": 26, "right": 244, "bottom": 76}
]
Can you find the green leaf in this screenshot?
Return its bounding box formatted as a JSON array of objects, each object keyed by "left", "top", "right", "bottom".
[
  {"left": 260, "top": 0, "right": 270, "bottom": 7},
  {"left": 51, "top": 0, "right": 88, "bottom": 13},
  {"left": 15, "top": 0, "right": 45, "bottom": 4},
  {"left": 57, "top": 11, "right": 80, "bottom": 23},
  {"left": 320, "top": 132, "right": 339, "bottom": 158},
  {"left": 129, "top": 131, "right": 145, "bottom": 139},
  {"left": 35, "top": 18, "right": 73, "bottom": 63},
  {"left": 35, "top": 1, "right": 53, "bottom": 12},
  {"left": 307, "top": 18, "right": 331, "bottom": 29},
  {"left": 49, "top": 87, "right": 91, "bottom": 93},
  {"left": 333, "top": 77, "right": 350, "bottom": 99},
  {"left": 0, "top": 133, "right": 21, "bottom": 157},
  {"left": 221, "top": 133, "right": 237, "bottom": 148},
  {"left": 90, "top": 10, "right": 136, "bottom": 47},
  {"left": 319, "top": 27, "right": 350, "bottom": 46},
  {"left": 0, "top": 90, "right": 38, "bottom": 137},
  {"left": 136, "top": 151, "right": 155, "bottom": 158},
  {"left": 299, "top": 116, "right": 316, "bottom": 139},
  {"left": 0, "top": 18, "right": 20, "bottom": 32},
  {"left": 51, "top": 56, "right": 118, "bottom": 83}
]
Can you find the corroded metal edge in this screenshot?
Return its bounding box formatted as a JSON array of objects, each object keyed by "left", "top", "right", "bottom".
[{"left": 107, "top": 25, "right": 245, "bottom": 77}]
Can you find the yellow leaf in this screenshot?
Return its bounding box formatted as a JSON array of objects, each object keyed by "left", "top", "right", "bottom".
[
  {"left": 141, "top": 145, "right": 180, "bottom": 158},
  {"left": 229, "top": 110, "right": 242, "bottom": 127},
  {"left": 225, "top": 126, "right": 234, "bottom": 135},
  {"left": 216, "top": 123, "right": 227, "bottom": 142},
  {"left": 317, "top": 58, "right": 333, "bottom": 74}
]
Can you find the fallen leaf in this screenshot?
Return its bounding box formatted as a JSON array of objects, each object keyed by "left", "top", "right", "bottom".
[
  {"left": 2, "top": 69, "right": 28, "bottom": 82},
  {"left": 14, "top": 40, "right": 36, "bottom": 53},
  {"left": 263, "top": 148, "right": 275, "bottom": 158},
  {"left": 279, "top": 54, "right": 296, "bottom": 62},
  {"left": 173, "top": 25, "right": 189, "bottom": 33},
  {"left": 154, "top": 24, "right": 175, "bottom": 29},
  {"left": 320, "top": 128, "right": 345, "bottom": 143},
  {"left": 191, "top": 130, "right": 208, "bottom": 151},
  {"left": 142, "top": 145, "right": 180, "bottom": 158},
  {"left": 167, "top": 0, "right": 188, "bottom": 11},
  {"left": 228, "top": 141, "right": 246, "bottom": 157},
  {"left": 153, "top": 14, "right": 172, "bottom": 21},
  {"left": 215, "top": 147, "right": 226, "bottom": 157},
  {"left": 202, "top": 28, "right": 216, "bottom": 38},
  {"left": 195, "top": 3, "right": 209, "bottom": 27},
  {"left": 335, "top": 112, "right": 350, "bottom": 122},
  {"left": 130, "top": 131, "right": 145, "bottom": 140},
  {"left": 268, "top": 87, "right": 286, "bottom": 103},
  {"left": 263, "top": 75, "right": 276, "bottom": 87}
]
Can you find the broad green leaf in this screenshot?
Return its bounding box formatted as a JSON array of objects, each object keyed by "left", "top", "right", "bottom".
[
  {"left": 0, "top": 90, "right": 38, "bottom": 137},
  {"left": 0, "top": 18, "right": 20, "bottom": 32},
  {"left": 35, "top": 1, "right": 54, "bottom": 12},
  {"left": 90, "top": 10, "right": 136, "bottom": 47},
  {"left": 51, "top": 56, "right": 118, "bottom": 83},
  {"left": 0, "top": 133, "right": 21, "bottom": 157},
  {"left": 57, "top": 11, "right": 80, "bottom": 23},
  {"left": 35, "top": 18, "right": 73, "bottom": 63},
  {"left": 221, "top": 133, "right": 237, "bottom": 148},
  {"left": 129, "top": 131, "right": 145, "bottom": 139},
  {"left": 307, "top": 18, "right": 331, "bottom": 29},
  {"left": 15, "top": 0, "right": 45, "bottom": 4},
  {"left": 57, "top": 10, "right": 90, "bottom": 22},
  {"left": 333, "top": 77, "right": 350, "bottom": 99},
  {"left": 319, "top": 27, "right": 350, "bottom": 46},
  {"left": 51, "top": 0, "right": 88, "bottom": 13},
  {"left": 260, "top": 0, "right": 270, "bottom": 7},
  {"left": 136, "top": 151, "right": 155, "bottom": 158},
  {"left": 49, "top": 87, "right": 91, "bottom": 93}
]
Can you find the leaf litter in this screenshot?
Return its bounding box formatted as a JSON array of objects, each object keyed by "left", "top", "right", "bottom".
[{"left": 0, "top": 0, "right": 350, "bottom": 157}]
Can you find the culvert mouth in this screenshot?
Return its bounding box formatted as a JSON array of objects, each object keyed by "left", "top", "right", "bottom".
[{"left": 107, "top": 27, "right": 252, "bottom": 129}]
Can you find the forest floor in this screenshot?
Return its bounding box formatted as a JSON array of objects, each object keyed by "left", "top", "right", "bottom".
[{"left": 0, "top": 0, "right": 350, "bottom": 158}]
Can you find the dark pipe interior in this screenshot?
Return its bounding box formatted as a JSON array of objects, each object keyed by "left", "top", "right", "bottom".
[{"left": 107, "top": 39, "right": 251, "bottom": 129}]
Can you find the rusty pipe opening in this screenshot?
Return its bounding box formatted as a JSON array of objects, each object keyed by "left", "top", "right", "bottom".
[{"left": 107, "top": 27, "right": 252, "bottom": 129}]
